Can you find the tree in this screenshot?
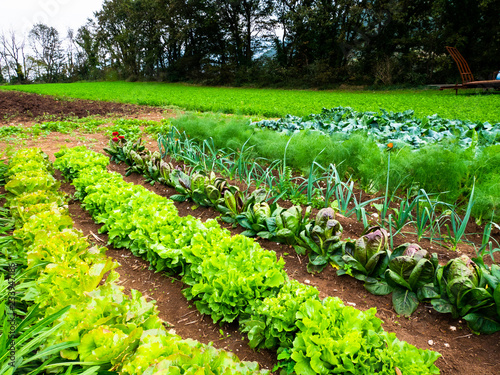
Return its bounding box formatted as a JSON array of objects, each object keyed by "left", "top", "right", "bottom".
[
  {"left": 0, "top": 30, "right": 31, "bottom": 83},
  {"left": 74, "top": 21, "right": 102, "bottom": 80},
  {"left": 29, "top": 23, "right": 65, "bottom": 82}
]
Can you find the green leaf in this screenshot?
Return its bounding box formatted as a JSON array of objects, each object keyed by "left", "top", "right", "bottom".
[
  {"left": 240, "top": 230, "right": 257, "bottom": 237},
  {"left": 408, "top": 259, "right": 435, "bottom": 290},
  {"left": 170, "top": 194, "right": 187, "bottom": 202},
  {"left": 392, "top": 288, "right": 419, "bottom": 316},
  {"left": 494, "top": 284, "right": 500, "bottom": 317},
  {"left": 386, "top": 269, "right": 412, "bottom": 290},
  {"left": 417, "top": 283, "right": 440, "bottom": 300},
  {"left": 364, "top": 280, "right": 393, "bottom": 296},
  {"left": 431, "top": 298, "right": 454, "bottom": 314},
  {"left": 462, "top": 313, "right": 500, "bottom": 334}
]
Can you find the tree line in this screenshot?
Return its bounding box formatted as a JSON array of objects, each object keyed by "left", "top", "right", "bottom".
[{"left": 1, "top": 0, "right": 499, "bottom": 87}]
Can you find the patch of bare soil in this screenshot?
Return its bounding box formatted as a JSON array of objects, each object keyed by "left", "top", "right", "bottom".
[
  {"left": 1, "top": 91, "right": 499, "bottom": 374},
  {"left": 0, "top": 90, "right": 165, "bottom": 122}
]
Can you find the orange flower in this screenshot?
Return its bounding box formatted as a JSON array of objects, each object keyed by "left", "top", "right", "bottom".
[{"left": 387, "top": 142, "right": 394, "bottom": 149}]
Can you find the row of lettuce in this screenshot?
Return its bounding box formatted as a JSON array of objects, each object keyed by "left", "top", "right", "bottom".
[
  {"left": 105, "top": 135, "right": 500, "bottom": 333},
  {"left": 1, "top": 148, "right": 268, "bottom": 374},
  {"left": 53, "top": 145, "right": 442, "bottom": 374}
]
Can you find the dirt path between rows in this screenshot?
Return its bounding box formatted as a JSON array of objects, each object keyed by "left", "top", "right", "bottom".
[{"left": 1, "top": 90, "right": 499, "bottom": 374}]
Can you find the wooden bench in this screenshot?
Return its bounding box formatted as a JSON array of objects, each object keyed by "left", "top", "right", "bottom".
[{"left": 440, "top": 46, "right": 500, "bottom": 94}]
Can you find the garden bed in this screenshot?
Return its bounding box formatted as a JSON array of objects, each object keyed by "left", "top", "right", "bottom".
[{"left": 1, "top": 91, "right": 499, "bottom": 374}]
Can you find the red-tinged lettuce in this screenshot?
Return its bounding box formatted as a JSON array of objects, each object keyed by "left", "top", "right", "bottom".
[
  {"left": 24, "top": 256, "right": 119, "bottom": 316},
  {"left": 13, "top": 207, "right": 74, "bottom": 248},
  {"left": 26, "top": 229, "right": 97, "bottom": 269},
  {"left": 432, "top": 255, "right": 500, "bottom": 333},
  {"left": 339, "top": 226, "right": 389, "bottom": 282},
  {"left": 8, "top": 148, "right": 50, "bottom": 171},
  {"left": 78, "top": 326, "right": 138, "bottom": 365},
  {"left": 47, "top": 283, "right": 164, "bottom": 361},
  {"left": 8, "top": 190, "right": 67, "bottom": 220},
  {"left": 382, "top": 243, "right": 439, "bottom": 316},
  {"left": 5, "top": 158, "right": 53, "bottom": 179},
  {"left": 240, "top": 279, "right": 320, "bottom": 350}
]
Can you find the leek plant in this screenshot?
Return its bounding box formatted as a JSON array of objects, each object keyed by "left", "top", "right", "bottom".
[{"left": 440, "top": 182, "right": 476, "bottom": 250}]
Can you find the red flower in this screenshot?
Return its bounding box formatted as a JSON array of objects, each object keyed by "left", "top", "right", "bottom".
[
  {"left": 112, "top": 131, "right": 119, "bottom": 136},
  {"left": 387, "top": 142, "right": 394, "bottom": 149},
  {"left": 112, "top": 137, "right": 119, "bottom": 142},
  {"left": 118, "top": 135, "right": 125, "bottom": 139}
]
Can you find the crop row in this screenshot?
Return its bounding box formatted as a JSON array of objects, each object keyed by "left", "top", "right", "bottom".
[
  {"left": 55, "top": 145, "right": 441, "bottom": 374},
  {"left": 253, "top": 107, "right": 500, "bottom": 150},
  {"left": 1, "top": 148, "right": 266, "bottom": 374},
  {"left": 0, "top": 117, "right": 169, "bottom": 141},
  {"left": 168, "top": 113, "right": 500, "bottom": 225},
  {"left": 105, "top": 134, "right": 500, "bottom": 333}
]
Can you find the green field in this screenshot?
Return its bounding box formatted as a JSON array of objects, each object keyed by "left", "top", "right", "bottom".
[{"left": 2, "top": 81, "right": 499, "bottom": 122}]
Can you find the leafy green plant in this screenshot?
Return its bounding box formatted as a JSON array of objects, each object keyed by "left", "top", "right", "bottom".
[
  {"left": 9, "top": 146, "right": 270, "bottom": 375},
  {"left": 431, "top": 255, "right": 500, "bottom": 334},
  {"left": 54, "top": 146, "right": 109, "bottom": 181},
  {"left": 5, "top": 171, "right": 60, "bottom": 197},
  {"left": 120, "top": 330, "right": 268, "bottom": 375},
  {"left": 275, "top": 205, "right": 312, "bottom": 246},
  {"left": 278, "top": 296, "right": 441, "bottom": 375},
  {"left": 240, "top": 279, "right": 320, "bottom": 349},
  {"left": 439, "top": 182, "right": 475, "bottom": 250},
  {"left": 183, "top": 234, "right": 287, "bottom": 324},
  {"left": 382, "top": 243, "right": 439, "bottom": 316},
  {"left": 0, "top": 304, "right": 79, "bottom": 375},
  {"left": 297, "top": 207, "right": 344, "bottom": 273},
  {"left": 338, "top": 226, "right": 390, "bottom": 283}
]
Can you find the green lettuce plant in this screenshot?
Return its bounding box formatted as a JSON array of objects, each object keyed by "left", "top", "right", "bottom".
[
  {"left": 120, "top": 330, "right": 269, "bottom": 375},
  {"left": 277, "top": 296, "right": 440, "bottom": 375},
  {"left": 237, "top": 201, "right": 278, "bottom": 239},
  {"left": 54, "top": 146, "right": 109, "bottom": 181},
  {"left": 5, "top": 170, "right": 60, "bottom": 196},
  {"left": 240, "top": 279, "right": 320, "bottom": 350},
  {"left": 183, "top": 234, "right": 287, "bottom": 324}
]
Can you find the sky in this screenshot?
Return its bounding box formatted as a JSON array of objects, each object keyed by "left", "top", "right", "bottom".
[{"left": 0, "top": 0, "right": 104, "bottom": 37}]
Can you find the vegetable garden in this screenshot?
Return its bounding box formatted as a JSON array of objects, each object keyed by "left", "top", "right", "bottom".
[{"left": 1, "top": 89, "right": 499, "bottom": 374}]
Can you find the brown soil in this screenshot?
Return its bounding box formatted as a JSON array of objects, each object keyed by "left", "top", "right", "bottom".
[
  {"left": 0, "top": 90, "right": 164, "bottom": 122},
  {"left": 1, "top": 91, "right": 499, "bottom": 374}
]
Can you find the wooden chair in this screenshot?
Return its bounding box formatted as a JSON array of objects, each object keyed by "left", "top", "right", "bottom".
[{"left": 440, "top": 46, "right": 500, "bottom": 94}]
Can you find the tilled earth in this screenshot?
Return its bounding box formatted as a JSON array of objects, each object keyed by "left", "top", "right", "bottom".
[{"left": 1, "top": 90, "right": 499, "bottom": 374}]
